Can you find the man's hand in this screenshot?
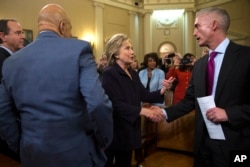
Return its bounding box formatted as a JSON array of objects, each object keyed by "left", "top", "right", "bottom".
[
  {"left": 150, "top": 106, "right": 166, "bottom": 122},
  {"left": 206, "top": 107, "right": 228, "bottom": 123},
  {"left": 140, "top": 106, "right": 165, "bottom": 122}
]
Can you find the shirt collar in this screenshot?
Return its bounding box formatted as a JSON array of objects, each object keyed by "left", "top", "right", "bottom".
[
  {"left": 0, "top": 45, "right": 13, "bottom": 55},
  {"left": 210, "top": 38, "right": 230, "bottom": 55}
]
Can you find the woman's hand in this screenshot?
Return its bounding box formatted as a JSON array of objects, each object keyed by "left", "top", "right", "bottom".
[
  {"left": 140, "top": 107, "right": 165, "bottom": 122},
  {"left": 160, "top": 77, "right": 175, "bottom": 94}
]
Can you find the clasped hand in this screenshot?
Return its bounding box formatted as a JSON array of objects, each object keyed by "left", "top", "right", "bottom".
[{"left": 141, "top": 105, "right": 166, "bottom": 123}]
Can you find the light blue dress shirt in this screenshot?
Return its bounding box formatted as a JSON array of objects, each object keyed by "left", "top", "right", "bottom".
[{"left": 210, "top": 38, "right": 230, "bottom": 97}]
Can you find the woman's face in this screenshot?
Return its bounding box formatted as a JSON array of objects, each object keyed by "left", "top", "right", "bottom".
[
  {"left": 147, "top": 57, "right": 157, "bottom": 70},
  {"left": 173, "top": 55, "right": 181, "bottom": 64},
  {"left": 116, "top": 40, "right": 134, "bottom": 67}
]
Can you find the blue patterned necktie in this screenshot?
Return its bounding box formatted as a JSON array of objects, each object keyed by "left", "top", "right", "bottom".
[{"left": 206, "top": 51, "right": 218, "bottom": 95}]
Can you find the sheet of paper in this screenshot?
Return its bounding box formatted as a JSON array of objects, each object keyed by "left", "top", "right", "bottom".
[{"left": 197, "top": 95, "right": 225, "bottom": 140}]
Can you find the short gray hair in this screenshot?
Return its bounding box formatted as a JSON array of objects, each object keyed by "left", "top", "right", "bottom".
[{"left": 196, "top": 7, "right": 230, "bottom": 33}]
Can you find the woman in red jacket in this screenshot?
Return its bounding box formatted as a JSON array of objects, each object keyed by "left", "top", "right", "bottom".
[{"left": 166, "top": 53, "right": 196, "bottom": 104}]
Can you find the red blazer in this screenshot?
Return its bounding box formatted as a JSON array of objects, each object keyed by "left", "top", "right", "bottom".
[{"left": 166, "top": 67, "right": 192, "bottom": 104}]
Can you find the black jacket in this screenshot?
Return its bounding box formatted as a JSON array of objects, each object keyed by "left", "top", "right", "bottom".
[{"left": 102, "top": 63, "right": 164, "bottom": 150}]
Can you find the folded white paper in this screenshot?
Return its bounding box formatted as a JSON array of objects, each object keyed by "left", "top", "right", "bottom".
[{"left": 197, "top": 95, "right": 225, "bottom": 140}]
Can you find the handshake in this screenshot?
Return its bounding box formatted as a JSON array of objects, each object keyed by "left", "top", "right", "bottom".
[{"left": 140, "top": 105, "right": 166, "bottom": 122}]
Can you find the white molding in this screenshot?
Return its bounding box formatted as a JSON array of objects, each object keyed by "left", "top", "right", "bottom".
[
  {"left": 144, "top": 3, "right": 195, "bottom": 10},
  {"left": 92, "top": 0, "right": 235, "bottom": 14},
  {"left": 93, "top": 0, "right": 233, "bottom": 11},
  {"left": 195, "top": 0, "right": 233, "bottom": 10},
  {"left": 92, "top": 0, "right": 138, "bottom": 11},
  {"left": 227, "top": 31, "right": 248, "bottom": 41}
]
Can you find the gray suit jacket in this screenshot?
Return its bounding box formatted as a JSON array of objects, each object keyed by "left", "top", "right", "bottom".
[
  {"left": 0, "top": 31, "right": 113, "bottom": 167},
  {"left": 166, "top": 41, "right": 250, "bottom": 165}
]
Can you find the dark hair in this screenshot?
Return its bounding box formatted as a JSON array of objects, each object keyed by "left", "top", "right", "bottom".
[
  {"left": 183, "top": 53, "right": 195, "bottom": 60},
  {"left": 0, "top": 19, "right": 18, "bottom": 43},
  {"left": 179, "top": 53, "right": 195, "bottom": 71},
  {"left": 141, "top": 52, "right": 160, "bottom": 68}
]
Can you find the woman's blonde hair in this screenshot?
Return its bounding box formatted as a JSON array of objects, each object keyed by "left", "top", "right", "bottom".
[{"left": 104, "top": 33, "right": 131, "bottom": 66}]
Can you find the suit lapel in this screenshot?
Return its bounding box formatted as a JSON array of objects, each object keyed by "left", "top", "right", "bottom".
[
  {"left": 194, "top": 54, "right": 208, "bottom": 97},
  {"left": 0, "top": 47, "right": 11, "bottom": 57}
]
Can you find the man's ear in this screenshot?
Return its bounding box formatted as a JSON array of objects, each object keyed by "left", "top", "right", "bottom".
[
  {"left": 212, "top": 20, "right": 218, "bottom": 31},
  {"left": 0, "top": 32, "right": 6, "bottom": 42},
  {"left": 58, "top": 21, "right": 66, "bottom": 37}
]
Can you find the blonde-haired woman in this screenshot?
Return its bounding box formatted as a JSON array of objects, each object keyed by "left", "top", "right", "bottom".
[{"left": 101, "top": 33, "right": 174, "bottom": 167}]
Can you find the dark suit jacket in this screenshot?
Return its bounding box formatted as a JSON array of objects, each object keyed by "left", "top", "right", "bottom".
[
  {"left": 0, "top": 31, "right": 113, "bottom": 167},
  {"left": 102, "top": 63, "right": 164, "bottom": 150},
  {"left": 166, "top": 41, "right": 250, "bottom": 164},
  {"left": 0, "top": 47, "right": 11, "bottom": 80}
]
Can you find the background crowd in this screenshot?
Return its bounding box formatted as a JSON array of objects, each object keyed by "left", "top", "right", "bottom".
[{"left": 1, "top": 4, "right": 250, "bottom": 167}]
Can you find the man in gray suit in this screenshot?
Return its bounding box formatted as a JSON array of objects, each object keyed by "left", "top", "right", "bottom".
[{"left": 0, "top": 4, "right": 113, "bottom": 167}]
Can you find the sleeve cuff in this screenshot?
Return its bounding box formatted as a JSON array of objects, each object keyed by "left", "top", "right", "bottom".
[{"left": 162, "top": 109, "right": 168, "bottom": 119}]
